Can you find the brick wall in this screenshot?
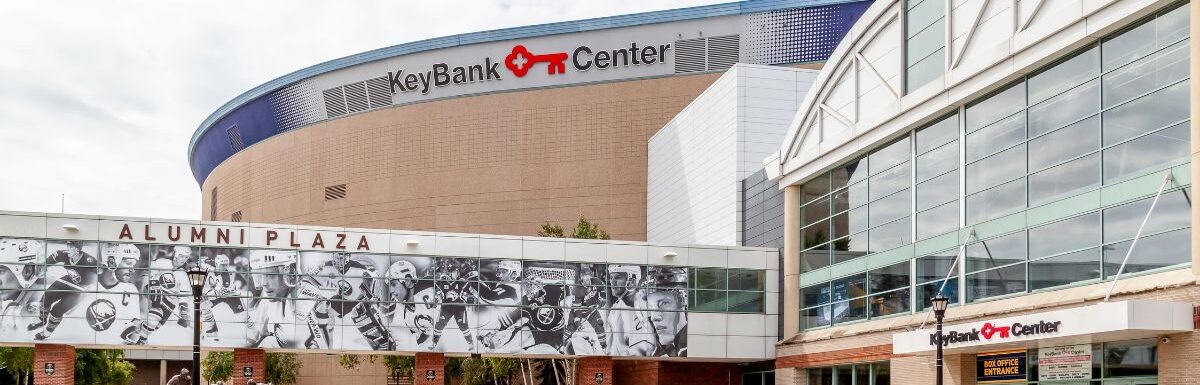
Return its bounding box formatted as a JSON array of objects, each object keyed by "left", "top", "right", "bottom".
[
  {"left": 614, "top": 360, "right": 742, "bottom": 385},
  {"left": 775, "top": 345, "right": 892, "bottom": 369},
  {"left": 33, "top": 344, "right": 74, "bottom": 385},
  {"left": 614, "top": 360, "right": 659, "bottom": 385},
  {"left": 577, "top": 357, "right": 614, "bottom": 385},
  {"left": 413, "top": 352, "right": 444, "bottom": 385},
  {"left": 773, "top": 367, "right": 804, "bottom": 385},
  {"left": 1157, "top": 330, "right": 1200, "bottom": 385},
  {"left": 234, "top": 348, "right": 265, "bottom": 385}
]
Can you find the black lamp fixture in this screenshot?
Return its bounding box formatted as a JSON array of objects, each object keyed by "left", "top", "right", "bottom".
[
  {"left": 186, "top": 268, "right": 208, "bottom": 385},
  {"left": 931, "top": 294, "right": 950, "bottom": 385}
]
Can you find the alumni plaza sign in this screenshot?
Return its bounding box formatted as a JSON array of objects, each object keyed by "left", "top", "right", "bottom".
[{"left": 892, "top": 300, "right": 1194, "bottom": 354}]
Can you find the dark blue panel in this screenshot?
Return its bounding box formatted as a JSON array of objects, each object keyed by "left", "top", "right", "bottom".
[{"left": 190, "top": 94, "right": 281, "bottom": 185}]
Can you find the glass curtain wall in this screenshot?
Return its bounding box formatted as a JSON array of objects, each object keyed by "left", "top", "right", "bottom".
[
  {"left": 799, "top": 3, "right": 1191, "bottom": 329},
  {"left": 905, "top": 0, "right": 946, "bottom": 92},
  {"left": 806, "top": 362, "right": 890, "bottom": 385}
]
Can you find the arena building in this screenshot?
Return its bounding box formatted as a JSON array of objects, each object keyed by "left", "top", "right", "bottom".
[
  {"left": 765, "top": 0, "right": 1200, "bottom": 383},
  {"left": 188, "top": 0, "right": 871, "bottom": 241}
]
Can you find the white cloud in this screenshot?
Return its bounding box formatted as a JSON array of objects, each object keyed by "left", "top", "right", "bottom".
[{"left": 0, "top": 0, "right": 724, "bottom": 219}]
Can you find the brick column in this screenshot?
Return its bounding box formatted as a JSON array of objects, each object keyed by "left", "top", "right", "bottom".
[
  {"left": 414, "top": 352, "right": 445, "bottom": 385},
  {"left": 234, "top": 348, "right": 266, "bottom": 385},
  {"left": 33, "top": 344, "right": 75, "bottom": 385},
  {"left": 577, "top": 356, "right": 614, "bottom": 385}
]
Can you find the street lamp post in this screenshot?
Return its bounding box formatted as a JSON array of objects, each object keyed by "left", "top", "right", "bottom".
[
  {"left": 187, "top": 269, "right": 208, "bottom": 385},
  {"left": 931, "top": 294, "right": 950, "bottom": 385}
]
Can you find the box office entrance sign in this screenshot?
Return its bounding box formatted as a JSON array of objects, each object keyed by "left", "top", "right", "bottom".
[
  {"left": 1038, "top": 344, "right": 1092, "bottom": 381},
  {"left": 976, "top": 350, "right": 1026, "bottom": 384}
]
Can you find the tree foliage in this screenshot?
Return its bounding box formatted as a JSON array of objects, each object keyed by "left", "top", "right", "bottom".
[
  {"left": 537, "top": 215, "right": 610, "bottom": 240},
  {"left": 264, "top": 352, "right": 302, "bottom": 385},
  {"left": 383, "top": 355, "right": 414, "bottom": 382},
  {"left": 0, "top": 347, "right": 33, "bottom": 385},
  {"left": 73, "top": 349, "right": 135, "bottom": 385},
  {"left": 201, "top": 351, "right": 233, "bottom": 383}
]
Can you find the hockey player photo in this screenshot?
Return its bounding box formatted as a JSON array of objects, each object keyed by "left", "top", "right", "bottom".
[
  {"left": 197, "top": 247, "right": 250, "bottom": 345},
  {"left": 628, "top": 266, "right": 688, "bottom": 357},
  {"left": 244, "top": 249, "right": 300, "bottom": 348},
  {"left": 430, "top": 257, "right": 478, "bottom": 352},
  {"left": 0, "top": 239, "right": 44, "bottom": 339},
  {"left": 125, "top": 245, "right": 194, "bottom": 346},
  {"left": 382, "top": 255, "right": 437, "bottom": 351},
  {"left": 474, "top": 259, "right": 524, "bottom": 353},
  {"left": 28, "top": 241, "right": 100, "bottom": 342},
  {"left": 517, "top": 262, "right": 575, "bottom": 354},
  {"left": 564, "top": 263, "right": 608, "bottom": 355},
  {"left": 299, "top": 252, "right": 393, "bottom": 351},
  {"left": 91, "top": 243, "right": 143, "bottom": 344}
]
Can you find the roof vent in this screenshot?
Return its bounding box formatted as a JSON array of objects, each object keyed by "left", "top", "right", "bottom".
[
  {"left": 343, "top": 82, "right": 370, "bottom": 113},
  {"left": 323, "top": 87, "right": 347, "bottom": 118},
  {"left": 324, "top": 184, "right": 348, "bottom": 201},
  {"left": 366, "top": 76, "right": 391, "bottom": 108},
  {"left": 208, "top": 187, "right": 218, "bottom": 221},
  {"left": 706, "top": 35, "right": 741, "bottom": 70},
  {"left": 674, "top": 38, "right": 706, "bottom": 73},
  {"left": 230, "top": 211, "right": 242, "bottom": 223},
  {"left": 226, "top": 125, "right": 245, "bottom": 152}
]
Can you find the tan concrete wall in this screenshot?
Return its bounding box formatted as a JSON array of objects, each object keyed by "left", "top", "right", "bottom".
[
  {"left": 295, "top": 353, "right": 393, "bottom": 385},
  {"left": 201, "top": 73, "right": 725, "bottom": 240}
]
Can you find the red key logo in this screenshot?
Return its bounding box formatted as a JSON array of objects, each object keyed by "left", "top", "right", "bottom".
[
  {"left": 980, "top": 322, "right": 1011, "bottom": 340},
  {"left": 505, "top": 45, "right": 568, "bottom": 78}
]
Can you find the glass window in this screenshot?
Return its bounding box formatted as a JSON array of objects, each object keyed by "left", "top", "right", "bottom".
[
  {"left": 832, "top": 157, "right": 869, "bottom": 190},
  {"left": 1104, "top": 227, "right": 1190, "bottom": 277},
  {"left": 802, "top": 196, "right": 831, "bottom": 228},
  {"left": 868, "top": 218, "right": 910, "bottom": 252},
  {"left": 832, "top": 181, "right": 869, "bottom": 213},
  {"left": 803, "top": 306, "right": 832, "bottom": 329},
  {"left": 966, "top": 178, "right": 1025, "bottom": 224},
  {"left": 1103, "top": 339, "right": 1158, "bottom": 377},
  {"left": 1103, "top": 190, "right": 1191, "bottom": 243},
  {"left": 1028, "top": 116, "right": 1100, "bottom": 172},
  {"left": 802, "top": 283, "right": 831, "bottom": 307},
  {"left": 916, "top": 201, "right": 958, "bottom": 240},
  {"left": 870, "top": 289, "right": 911, "bottom": 318},
  {"left": 728, "top": 269, "right": 764, "bottom": 291},
  {"left": 1103, "top": 40, "right": 1189, "bottom": 107},
  {"left": 832, "top": 232, "right": 869, "bottom": 264},
  {"left": 869, "top": 262, "right": 910, "bottom": 293},
  {"left": 1028, "top": 153, "right": 1100, "bottom": 205},
  {"left": 966, "top": 112, "right": 1025, "bottom": 162},
  {"left": 1103, "top": 5, "right": 1190, "bottom": 72},
  {"left": 832, "top": 297, "right": 867, "bottom": 324},
  {"left": 835, "top": 206, "right": 869, "bottom": 238},
  {"left": 870, "top": 138, "right": 911, "bottom": 175},
  {"left": 907, "top": 49, "right": 946, "bottom": 92},
  {"left": 966, "top": 82, "right": 1025, "bottom": 132},
  {"left": 869, "top": 163, "right": 911, "bottom": 201},
  {"left": 803, "top": 249, "right": 831, "bottom": 271},
  {"left": 916, "top": 251, "right": 957, "bottom": 283},
  {"left": 1029, "top": 213, "right": 1101, "bottom": 259},
  {"left": 905, "top": 0, "right": 945, "bottom": 93},
  {"left": 872, "top": 362, "right": 891, "bottom": 385},
  {"left": 1027, "top": 79, "right": 1099, "bottom": 137},
  {"left": 691, "top": 268, "right": 726, "bottom": 290},
  {"left": 807, "top": 367, "right": 833, "bottom": 385},
  {"left": 1029, "top": 248, "right": 1101, "bottom": 290},
  {"left": 831, "top": 274, "right": 867, "bottom": 301},
  {"left": 802, "top": 219, "right": 832, "bottom": 250},
  {"left": 966, "top": 145, "right": 1026, "bottom": 194},
  {"left": 1103, "top": 122, "right": 1189, "bottom": 183},
  {"left": 1028, "top": 46, "right": 1099, "bottom": 105},
  {"left": 966, "top": 231, "right": 1027, "bottom": 272},
  {"left": 728, "top": 291, "right": 764, "bottom": 313},
  {"left": 690, "top": 290, "right": 727, "bottom": 312},
  {"left": 917, "top": 279, "right": 958, "bottom": 310},
  {"left": 1102, "top": 80, "right": 1189, "bottom": 146},
  {"left": 967, "top": 263, "right": 1026, "bottom": 301},
  {"left": 802, "top": 174, "right": 831, "bottom": 205},
  {"left": 916, "top": 170, "right": 957, "bottom": 211},
  {"left": 868, "top": 189, "right": 910, "bottom": 227},
  {"left": 916, "top": 114, "right": 959, "bottom": 154},
  {"left": 916, "top": 141, "right": 957, "bottom": 182}
]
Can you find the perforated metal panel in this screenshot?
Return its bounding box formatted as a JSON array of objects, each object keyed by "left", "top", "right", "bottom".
[
  {"left": 271, "top": 80, "right": 322, "bottom": 132},
  {"left": 743, "top": 1, "right": 872, "bottom": 65},
  {"left": 675, "top": 38, "right": 706, "bottom": 73},
  {"left": 707, "top": 35, "right": 741, "bottom": 70}
]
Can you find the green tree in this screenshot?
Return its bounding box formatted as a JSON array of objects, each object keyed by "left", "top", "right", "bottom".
[
  {"left": 0, "top": 346, "right": 34, "bottom": 385},
  {"left": 201, "top": 351, "right": 233, "bottom": 384},
  {"left": 265, "top": 352, "right": 302, "bottom": 385},
  {"left": 485, "top": 357, "right": 520, "bottom": 385},
  {"left": 383, "top": 355, "right": 414, "bottom": 383},
  {"left": 73, "top": 349, "right": 135, "bottom": 385},
  {"left": 538, "top": 215, "right": 610, "bottom": 240},
  {"left": 459, "top": 358, "right": 490, "bottom": 385}
]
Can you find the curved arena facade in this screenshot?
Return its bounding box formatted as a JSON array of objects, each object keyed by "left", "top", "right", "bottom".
[{"left": 190, "top": 0, "right": 872, "bottom": 240}]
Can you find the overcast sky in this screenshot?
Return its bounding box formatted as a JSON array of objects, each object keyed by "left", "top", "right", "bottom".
[{"left": 0, "top": 0, "right": 726, "bottom": 220}]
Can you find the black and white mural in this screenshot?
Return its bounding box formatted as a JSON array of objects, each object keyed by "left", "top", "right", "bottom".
[{"left": 0, "top": 238, "right": 690, "bottom": 357}]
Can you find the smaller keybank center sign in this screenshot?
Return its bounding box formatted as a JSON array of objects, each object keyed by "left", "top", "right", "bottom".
[
  {"left": 892, "top": 300, "right": 1194, "bottom": 355},
  {"left": 387, "top": 42, "right": 672, "bottom": 95}
]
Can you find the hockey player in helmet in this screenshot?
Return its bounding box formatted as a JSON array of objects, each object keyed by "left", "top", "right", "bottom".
[
  {"left": 629, "top": 267, "right": 688, "bottom": 357},
  {"left": 304, "top": 252, "right": 394, "bottom": 351},
  {"left": 244, "top": 250, "right": 300, "bottom": 348},
  {"left": 92, "top": 244, "right": 142, "bottom": 343},
  {"left": 604, "top": 264, "right": 643, "bottom": 355},
  {"left": 430, "top": 258, "right": 477, "bottom": 351},
  {"left": 474, "top": 259, "right": 524, "bottom": 353},
  {"left": 124, "top": 245, "right": 194, "bottom": 344},
  {"left": 197, "top": 250, "right": 249, "bottom": 342},
  {"left": 28, "top": 241, "right": 101, "bottom": 340},
  {"left": 0, "top": 239, "right": 43, "bottom": 333},
  {"left": 564, "top": 264, "right": 607, "bottom": 354}
]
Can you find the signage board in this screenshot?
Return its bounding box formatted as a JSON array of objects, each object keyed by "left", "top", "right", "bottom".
[
  {"left": 1038, "top": 344, "right": 1092, "bottom": 381},
  {"left": 976, "top": 350, "right": 1027, "bottom": 384}
]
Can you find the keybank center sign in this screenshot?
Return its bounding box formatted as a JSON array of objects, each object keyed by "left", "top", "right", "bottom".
[
  {"left": 386, "top": 42, "right": 673, "bottom": 95},
  {"left": 892, "top": 301, "right": 1194, "bottom": 354}
]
